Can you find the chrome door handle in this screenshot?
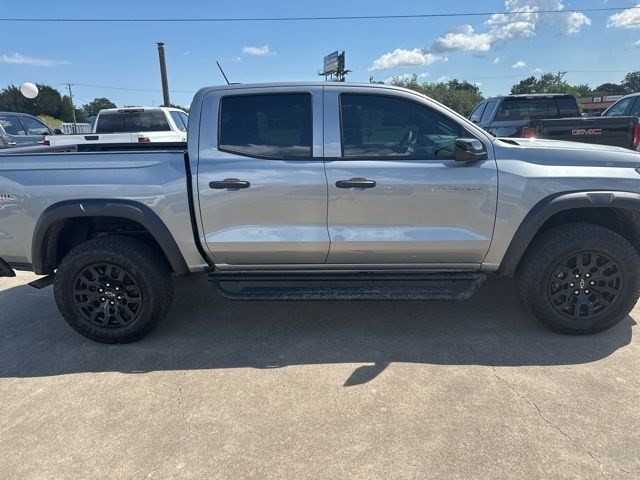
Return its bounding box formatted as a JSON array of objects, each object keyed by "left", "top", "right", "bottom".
[{"left": 335, "top": 178, "right": 376, "bottom": 189}]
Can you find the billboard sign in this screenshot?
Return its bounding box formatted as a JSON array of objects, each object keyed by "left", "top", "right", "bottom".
[{"left": 323, "top": 51, "right": 340, "bottom": 74}]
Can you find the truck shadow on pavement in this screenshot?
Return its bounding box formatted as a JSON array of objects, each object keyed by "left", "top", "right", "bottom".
[{"left": 0, "top": 275, "right": 635, "bottom": 385}]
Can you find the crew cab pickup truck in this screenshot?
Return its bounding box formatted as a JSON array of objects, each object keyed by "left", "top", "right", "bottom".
[
  {"left": 2, "top": 82, "right": 640, "bottom": 343},
  {"left": 45, "top": 107, "right": 188, "bottom": 147},
  {"left": 469, "top": 94, "right": 581, "bottom": 137},
  {"left": 522, "top": 92, "right": 640, "bottom": 151}
]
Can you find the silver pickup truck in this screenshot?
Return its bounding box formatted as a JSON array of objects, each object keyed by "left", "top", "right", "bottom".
[{"left": 2, "top": 82, "right": 640, "bottom": 343}]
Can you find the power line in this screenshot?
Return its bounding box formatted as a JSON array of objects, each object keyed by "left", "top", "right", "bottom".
[{"left": 0, "top": 6, "right": 637, "bottom": 22}]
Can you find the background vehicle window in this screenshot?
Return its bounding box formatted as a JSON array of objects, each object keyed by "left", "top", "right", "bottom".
[
  {"left": 219, "top": 93, "right": 312, "bottom": 158},
  {"left": 0, "top": 115, "right": 26, "bottom": 135},
  {"left": 340, "top": 94, "right": 462, "bottom": 159},
  {"left": 469, "top": 103, "right": 486, "bottom": 123},
  {"left": 169, "top": 111, "right": 187, "bottom": 132},
  {"left": 19, "top": 116, "right": 50, "bottom": 135},
  {"left": 179, "top": 112, "right": 189, "bottom": 129},
  {"left": 556, "top": 97, "right": 579, "bottom": 117},
  {"left": 604, "top": 97, "right": 634, "bottom": 117},
  {"left": 628, "top": 97, "right": 640, "bottom": 117},
  {"left": 480, "top": 101, "right": 499, "bottom": 123},
  {"left": 95, "top": 110, "right": 171, "bottom": 133}
]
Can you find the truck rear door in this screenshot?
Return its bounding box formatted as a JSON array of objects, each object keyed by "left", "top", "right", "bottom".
[
  {"left": 322, "top": 86, "right": 498, "bottom": 267},
  {"left": 195, "top": 86, "right": 329, "bottom": 267}
]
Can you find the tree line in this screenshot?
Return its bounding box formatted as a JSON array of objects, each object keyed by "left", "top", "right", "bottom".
[
  {"left": 389, "top": 71, "right": 640, "bottom": 116},
  {"left": 0, "top": 84, "right": 117, "bottom": 124}
]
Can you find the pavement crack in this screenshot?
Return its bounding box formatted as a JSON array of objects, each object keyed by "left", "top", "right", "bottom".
[{"left": 490, "top": 365, "right": 633, "bottom": 477}]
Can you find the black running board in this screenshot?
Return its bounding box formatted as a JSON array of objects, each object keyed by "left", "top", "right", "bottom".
[
  {"left": 209, "top": 271, "right": 486, "bottom": 301},
  {"left": 28, "top": 274, "right": 55, "bottom": 289}
]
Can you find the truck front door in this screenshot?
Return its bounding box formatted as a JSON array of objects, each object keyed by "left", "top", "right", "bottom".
[
  {"left": 195, "top": 86, "right": 329, "bottom": 267},
  {"left": 323, "top": 86, "right": 498, "bottom": 268}
]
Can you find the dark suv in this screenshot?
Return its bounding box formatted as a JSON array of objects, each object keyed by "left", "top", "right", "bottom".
[
  {"left": 0, "top": 112, "right": 55, "bottom": 149},
  {"left": 469, "top": 94, "right": 581, "bottom": 137}
]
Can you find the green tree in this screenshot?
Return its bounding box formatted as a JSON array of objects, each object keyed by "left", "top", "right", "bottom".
[
  {"left": 82, "top": 97, "right": 116, "bottom": 118},
  {"left": 390, "top": 75, "right": 484, "bottom": 116},
  {"left": 622, "top": 71, "right": 640, "bottom": 93},
  {"left": 0, "top": 84, "right": 68, "bottom": 118},
  {"left": 510, "top": 73, "right": 580, "bottom": 97},
  {"left": 573, "top": 84, "right": 593, "bottom": 97},
  {"left": 593, "top": 83, "right": 626, "bottom": 95}
]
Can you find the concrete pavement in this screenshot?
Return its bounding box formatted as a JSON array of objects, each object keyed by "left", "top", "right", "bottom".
[{"left": 0, "top": 271, "right": 638, "bottom": 479}]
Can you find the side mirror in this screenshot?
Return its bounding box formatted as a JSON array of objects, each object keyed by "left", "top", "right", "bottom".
[
  {"left": 454, "top": 138, "right": 488, "bottom": 162},
  {"left": 53, "top": 128, "right": 64, "bottom": 135}
]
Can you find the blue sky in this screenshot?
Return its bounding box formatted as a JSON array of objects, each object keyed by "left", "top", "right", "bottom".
[{"left": 1, "top": 0, "right": 639, "bottom": 108}]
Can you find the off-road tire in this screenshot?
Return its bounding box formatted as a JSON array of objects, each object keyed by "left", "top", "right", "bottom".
[
  {"left": 54, "top": 236, "right": 174, "bottom": 343},
  {"left": 517, "top": 223, "right": 640, "bottom": 334}
]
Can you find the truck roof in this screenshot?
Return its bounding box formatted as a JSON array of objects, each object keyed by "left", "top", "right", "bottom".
[
  {"left": 97, "top": 107, "right": 187, "bottom": 114},
  {"left": 483, "top": 93, "right": 576, "bottom": 102}
]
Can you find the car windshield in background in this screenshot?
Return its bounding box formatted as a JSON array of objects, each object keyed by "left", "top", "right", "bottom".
[
  {"left": 496, "top": 97, "right": 578, "bottom": 121},
  {"left": 95, "top": 110, "right": 171, "bottom": 133}
]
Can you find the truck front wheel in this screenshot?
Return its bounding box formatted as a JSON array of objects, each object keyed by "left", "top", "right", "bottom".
[
  {"left": 517, "top": 223, "right": 640, "bottom": 334},
  {"left": 53, "top": 236, "right": 174, "bottom": 343}
]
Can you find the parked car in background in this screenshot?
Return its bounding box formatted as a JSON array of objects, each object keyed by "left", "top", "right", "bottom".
[
  {"left": 469, "top": 94, "right": 581, "bottom": 137},
  {"left": 45, "top": 107, "right": 188, "bottom": 146},
  {"left": 0, "top": 112, "right": 58, "bottom": 149},
  {"left": 519, "top": 92, "right": 640, "bottom": 151},
  {"left": 2, "top": 82, "right": 640, "bottom": 344}
]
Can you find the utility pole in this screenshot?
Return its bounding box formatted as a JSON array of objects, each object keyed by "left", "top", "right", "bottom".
[
  {"left": 66, "top": 83, "right": 77, "bottom": 134},
  {"left": 157, "top": 42, "right": 171, "bottom": 107}
]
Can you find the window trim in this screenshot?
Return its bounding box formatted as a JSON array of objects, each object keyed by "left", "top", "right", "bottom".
[
  {"left": 19, "top": 115, "right": 51, "bottom": 136},
  {"left": 216, "top": 91, "right": 315, "bottom": 160},
  {"left": 469, "top": 102, "right": 487, "bottom": 123},
  {"left": 480, "top": 100, "right": 499, "bottom": 124},
  {"left": 337, "top": 92, "right": 478, "bottom": 161}
]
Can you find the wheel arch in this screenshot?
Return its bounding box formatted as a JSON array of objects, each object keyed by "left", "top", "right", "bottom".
[
  {"left": 498, "top": 191, "right": 640, "bottom": 276},
  {"left": 32, "top": 199, "right": 190, "bottom": 276}
]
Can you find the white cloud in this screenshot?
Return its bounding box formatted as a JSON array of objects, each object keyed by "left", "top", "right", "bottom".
[
  {"left": 636, "top": 40, "right": 640, "bottom": 47},
  {"left": 431, "top": 1, "right": 589, "bottom": 53},
  {"left": 432, "top": 25, "right": 493, "bottom": 52},
  {"left": 0, "top": 53, "right": 70, "bottom": 67},
  {"left": 532, "top": 67, "right": 545, "bottom": 74},
  {"left": 436, "top": 75, "right": 450, "bottom": 83},
  {"left": 608, "top": 4, "right": 640, "bottom": 28},
  {"left": 183, "top": 50, "right": 191, "bottom": 55},
  {"left": 493, "top": 57, "right": 501, "bottom": 64},
  {"left": 557, "top": 12, "right": 591, "bottom": 34},
  {"left": 242, "top": 45, "right": 272, "bottom": 56},
  {"left": 369, "top": 1, "right": 591, "bottom": 71},
  {"left": 368, "top": 48, "right": 446, "bottom": 71},
  {"left": 512, "top": 60, "right": 527, "bottom": 69}
]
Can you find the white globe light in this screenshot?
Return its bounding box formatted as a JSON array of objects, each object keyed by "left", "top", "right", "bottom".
[{"left": 20, "top": 82, "right": 38, "bottom": 99}]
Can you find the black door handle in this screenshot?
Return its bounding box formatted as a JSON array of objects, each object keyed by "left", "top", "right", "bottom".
[
  {"left": 209, "top": 178, "right": 251, "bottom": 189},
  {"left": 335, "top": 178, "right": 376, "bottom": 189}
]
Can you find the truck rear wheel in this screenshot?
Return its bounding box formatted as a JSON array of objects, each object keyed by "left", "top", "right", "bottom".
[
  {"left": 517, "top": 223, "right": 640, "bottom": 334},
  {"left": 54, "top": 236, "right": 173, "bottom": 343}
]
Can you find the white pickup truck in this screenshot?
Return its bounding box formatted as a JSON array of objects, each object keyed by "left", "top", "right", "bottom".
[{"left": 45, "top": 107, "right": 188, "bottom": 146}]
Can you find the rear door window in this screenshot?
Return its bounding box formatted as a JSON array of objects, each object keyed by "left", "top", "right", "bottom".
[
  {"left": 219, "top": 93, "right": 312, "bottom": 159},
  {"left": 0, "top": 115, "right": 26, "bottom": 135}
]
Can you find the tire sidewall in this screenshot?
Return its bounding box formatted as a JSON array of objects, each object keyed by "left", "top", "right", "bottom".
[
  {"left": 54, "top": 239, "right": 171, "bottom": 343},
  {"left": 527, "top": 234, "right": 640, "bottom": 333}
]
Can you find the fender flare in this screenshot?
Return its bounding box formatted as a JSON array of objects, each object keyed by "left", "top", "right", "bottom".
[
  {"left": 32, "top": 199, "right": 190, "bottom": 275},
  {"left": 498, "top": 191, "right": 640, "bottom": 276}
]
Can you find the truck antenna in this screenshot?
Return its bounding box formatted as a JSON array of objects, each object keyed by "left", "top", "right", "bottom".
[{"left": 216, "top": 61, "right": 230, "bottom": 85}]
